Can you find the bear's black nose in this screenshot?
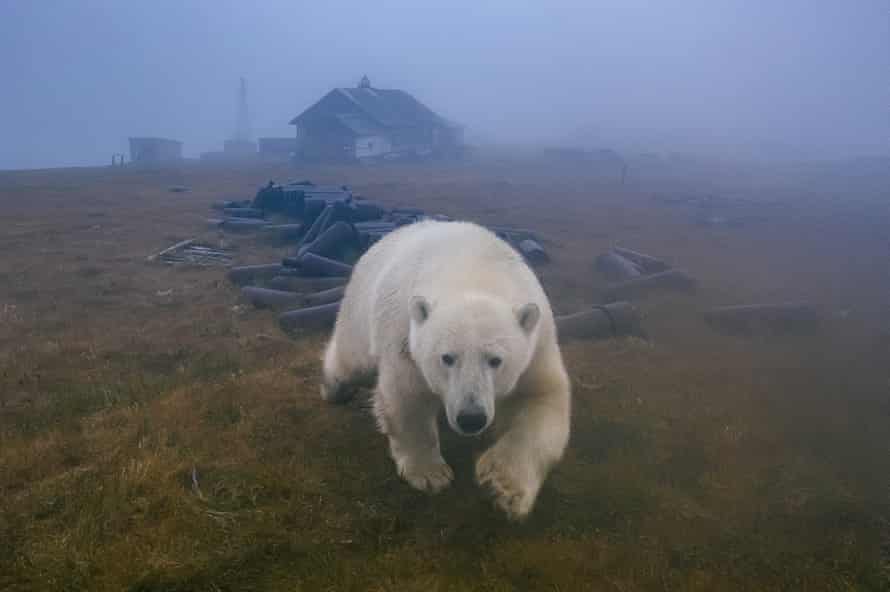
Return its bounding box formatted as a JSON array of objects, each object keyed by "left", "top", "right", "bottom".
[{"left": 456, "top": 408, "right": 488, "bottom": 434}]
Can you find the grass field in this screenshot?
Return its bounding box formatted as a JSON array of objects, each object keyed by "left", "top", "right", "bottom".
[{"left": 1, "top": 156, "right": 888, "bottom": 590}]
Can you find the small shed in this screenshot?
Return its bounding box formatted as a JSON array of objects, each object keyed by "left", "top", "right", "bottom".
[{"left": 128, "top": 137, "right": 183, "bottom": 164}]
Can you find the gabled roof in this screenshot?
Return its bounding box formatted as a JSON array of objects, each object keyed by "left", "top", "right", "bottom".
[
  {"left": 335, "top": 113, "right": 386, "bottom": 136},
  {"left": 333, "top": 87, "right": 442, "bottom": 128},
  {"left": 289, "top": 85, "right": 456, "bottom": 131}
]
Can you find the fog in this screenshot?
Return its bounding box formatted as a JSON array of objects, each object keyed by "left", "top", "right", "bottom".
[{"left": 1, "top": 0, "right": 887, "bottom": 170}]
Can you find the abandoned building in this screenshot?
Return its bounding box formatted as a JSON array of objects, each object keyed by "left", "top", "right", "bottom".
[
  {"left": 258, "top": 137, "right": 297, "bottom": 161},
  {"left": 128, "top": 137, "right": 183, "bottom": 164},
  {"left": 289, "top": 76, "right": 464, "bottom": 163}
]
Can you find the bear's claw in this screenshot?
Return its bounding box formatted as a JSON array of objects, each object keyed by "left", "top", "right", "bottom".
[
  {"left": 476, "top": 448, "right": 537, "bottom": 521},
  {"left": 396, "top": 457, "right": 454, "bottom": 494}
]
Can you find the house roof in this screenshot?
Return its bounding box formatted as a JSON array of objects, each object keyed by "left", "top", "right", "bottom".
[
  {"left": 334, "top": 113, "right": 387, "bottom": 136},
  {"left": 289, "top": 85, "right": 459, "bottom": 132}
]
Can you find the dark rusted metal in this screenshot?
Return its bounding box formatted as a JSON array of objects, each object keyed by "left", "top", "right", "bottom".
[
  {"left": 283, "top": 253, "right": 353, "bottom": 277},
  {"left": 518, "top": 239, "right": 549, "bottom": 264},
  {"left": 279, "top": 301, "right": 341, "bottom": 333},
  {"left": 241, "top": 286, "right": 302, "bottom": 310},
  {"left": 556, "top": 302, "right": 642, "bottom": 342},
  {"left": 295, "top": 205, "right": 333, "bottom": 253},
  {"left": 302, "top": 285, "right": 346, "bottom": 306},
  {"left": 227, "top": 264, "right": 285, "bottom": 285},
  {"left": 611, "top": 247, "right": 669, "bottom": 273},
  {"left": 300, "top": 221, "right": 359, "bottom": 258},
  {"left": 596, "top": 251, "right": 643, "bottom": 281},
  {"left": 603, "top": 269, "right": 697, "bottom": 302},
  {"left": 265, "top": 275, "right": 347, "bottom": 292}
]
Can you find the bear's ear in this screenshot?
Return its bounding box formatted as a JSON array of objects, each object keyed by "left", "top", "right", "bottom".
[
  {"left": 516, "top": 302, "right": 540, "bottom": 335},
  {"left": 411, "top": 296, "right": 432, "bottom": 325}
]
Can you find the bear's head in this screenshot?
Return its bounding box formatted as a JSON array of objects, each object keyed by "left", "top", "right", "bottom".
[{"left": 408, "top": 293, "right": 540, "bottom": 436}]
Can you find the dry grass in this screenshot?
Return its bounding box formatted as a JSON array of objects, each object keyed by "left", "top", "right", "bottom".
[{"left": 1, "top": 158, "right": 888, "bottom": 591}]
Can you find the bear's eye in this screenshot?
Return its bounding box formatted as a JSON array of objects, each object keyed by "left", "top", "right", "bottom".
[
  {"left": 488, "top": 356, "right": 502, "bottom": 369},
  {"left": 441, "top": 353, "right": 456, "bottom": 367}
]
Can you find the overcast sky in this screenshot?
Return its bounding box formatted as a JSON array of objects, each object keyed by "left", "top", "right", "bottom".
[{"left": 1, "top": 0, "right": 887, "bottom": 169}]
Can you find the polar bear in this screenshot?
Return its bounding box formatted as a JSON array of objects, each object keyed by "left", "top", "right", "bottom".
[{"left": 320, "top": 220, "right": 571, "bottom": 520}]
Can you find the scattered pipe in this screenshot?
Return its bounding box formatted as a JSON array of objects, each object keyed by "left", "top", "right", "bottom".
[
  {"left": 299, "top": 221, "right": 358, "bottom": 258},
  {"left": 603, "top": 269, "right": 697, "bottom": 302},
  {"left": 302, "top": 285, "right": 347, "bottom": 306},
  {"left": 265, "top": 275, "right": 347, "bottom": 293},
  {"left": 227, "top": 264, "right": 284, "bottom": 285},
  {"left": 704, "top": 303, "right": 822, "bottom": 335},
  {"left": 485, "top": 225, "right": 543, "bottom": 243},
  {"left": 596, "top": 251, "right": 642, "bottom": 281},
  {"left": 295, "top": 205, "right": 333, "bottom": 253},
  {"left": 241, "top": 286, "right": 302, "bottom": 310},
  {"left": 556, "top": 302, "right": 641, "bottom": 342},
  {"left": 279, "top": 301, "right": 341, "bottom": 333},
  {"left": 611, "top": 247, "right": 669, "bottom": 273},
  {"left": 518, "top": 239, "right": 549, "bottom": 264},
  {"left": 294, "top": 253, "right": 353, "bottom": 277}
]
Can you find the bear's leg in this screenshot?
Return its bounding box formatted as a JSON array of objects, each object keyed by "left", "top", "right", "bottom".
[
  {"left": 476, "top": 346, "right": 571, "bottom": 521},
  {"left": 321, "top": 331, "right": 374, "bottom": 404},
  {"left": 374, "top": 356, "right": 453, "bottom": 493}
]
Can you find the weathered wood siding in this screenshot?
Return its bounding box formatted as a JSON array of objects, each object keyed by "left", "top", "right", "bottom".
[{"left": 355, "top": 135, "right": 392, "bottom": 159}]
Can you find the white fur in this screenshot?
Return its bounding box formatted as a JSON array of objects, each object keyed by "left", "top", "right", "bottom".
[{"left": 321, "top": 220, "right": 571, "bottom": 521}]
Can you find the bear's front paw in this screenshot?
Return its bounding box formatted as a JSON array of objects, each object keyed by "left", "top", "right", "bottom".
[
  {"left": 395, "top": 455, "right": 454, "bottom": 494},
  {"left": 476, "top": 446, "right": 541, "bottom": 521}
]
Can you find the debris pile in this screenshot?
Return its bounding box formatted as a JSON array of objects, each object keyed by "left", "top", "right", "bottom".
[
  {"left": 201, "top": 180, "right": 819, "bottom": 342},
  {"left": 596, "top": 246, "right": 696, "bottom": 302},
  {"left": 147, "top": 238, "right": 233, "bottom": 267},
  {"left": 214, "top": 179, "right": 554, "bottom": 335},
  {"left": 594, "top": 245, "right": 824, "bottom": 336}
]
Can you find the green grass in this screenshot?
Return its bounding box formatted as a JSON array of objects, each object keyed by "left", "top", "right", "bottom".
[{"left": 2, "top": 162, "right": 890, "bottom": 590}]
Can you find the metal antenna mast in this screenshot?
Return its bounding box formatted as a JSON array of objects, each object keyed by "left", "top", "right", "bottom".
[{"left": 234, "top": 76, "right": 251, "bottom": 142}]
